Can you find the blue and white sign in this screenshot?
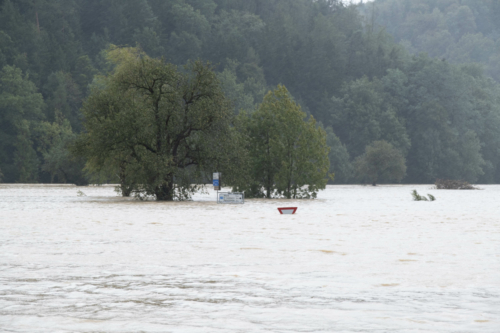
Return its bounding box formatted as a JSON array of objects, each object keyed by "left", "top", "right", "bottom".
[
  {"left": 217, "top": 192, "right": 244, "bottom": 204},
  {"left": 213, "top": 172, "right": 221, "bottom": 190}
]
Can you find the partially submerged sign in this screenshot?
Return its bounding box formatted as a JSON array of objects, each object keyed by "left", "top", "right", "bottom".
[
  {"left": 278, "top": 207, "right": 297, "bottom": 214},
  {"left": 213, "top": 172, "right": 221, "bottom": 191},
  {"left": 218, "top": 192, "right": 244, "bottom": 204}
]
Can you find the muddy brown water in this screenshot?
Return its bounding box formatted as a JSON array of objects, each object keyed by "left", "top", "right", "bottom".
[{"left": 1, "top": 184, "right": 499, "bottom": 332}]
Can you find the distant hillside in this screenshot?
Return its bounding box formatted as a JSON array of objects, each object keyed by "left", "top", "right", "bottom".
[
  {"left": 1, "top": 0, "right": 500, "bottom": 185},
  {"left": 360, "top": 0, "right": 500, "bottom": 81}
]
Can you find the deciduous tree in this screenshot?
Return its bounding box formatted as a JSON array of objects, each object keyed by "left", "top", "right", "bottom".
[
  {"left": 239, "top": 85, "right": 331, "bottom": 198},
  {"left": 76, "top": 47, "right": 241, "bottom": 200}
]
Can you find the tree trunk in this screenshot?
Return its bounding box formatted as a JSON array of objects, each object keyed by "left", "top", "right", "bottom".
[
  {"left": 120, "top": 184, "right": 133, "bottom": 197},
  {"left": 119, "top": 163, "right": 132, "bottom": 197},
  {"left": 121, "top": 186, "right": 133, "bottom": 196},
  {"left": 155, "top": 174, "right": 174, "bottom": 201}
]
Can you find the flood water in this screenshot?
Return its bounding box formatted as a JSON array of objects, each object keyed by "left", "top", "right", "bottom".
[{"left": 1, "top": 184, "right": 499, "bottom": 332}]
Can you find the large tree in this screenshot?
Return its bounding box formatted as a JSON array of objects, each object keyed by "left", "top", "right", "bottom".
[
  {"left": 237, "top": 85, "right": 331, "bottom": 198},
  {"left": 76, "top": 47, "right": 241, "bottom": 200}
]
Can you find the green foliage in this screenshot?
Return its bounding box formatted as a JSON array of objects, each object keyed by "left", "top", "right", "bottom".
[
  {"left": 0, "top": 64, "right": 85, "bottom": 184},
  {"left": 217, "top": 60, "right": 257, "bottom": 113},
  {"left": 0, "top": 65, "right": 44, "bottom": 182},
  {"left": 236, "top": 85, "right": 331, "bottom": 199},
  {"left": 391, "top": 56, "right": 491, "bottom": 183},
  {"left": 1, "top": 0, "right": 500, "bottom": 187},
  {"left": 325, "top": 126, "right": 351, "bottom": 184},
  {"left": 331, "top": 54, "right": 500, "bottom": 184},
  {"left": 43, "top": 71, "right": 83, "bottom": 131},
  {"left": 411, "top": 190, "right": 435, "bottom": 201},
  {"left": 331, "top": 76, "right": 410, "bottom": 158},
  {"left": 76, "top": 47, "right": 242, "bottom": 201},
  {"left": 411, "top": 190, "right": 427, "bottom": 201},
  {"left": 354, "top": 140, "right": 406, "bottom": 186},
  {"left": 73, "top": 56, "right": 98, "bottom": 95},
  {"left": 36, "top": 112, "right": 87, "bottom": 185},
  {"left": 363, "top": 0, "right": 500, "bottom": 82}
]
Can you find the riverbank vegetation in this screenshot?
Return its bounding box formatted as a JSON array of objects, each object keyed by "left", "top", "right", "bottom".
[
  {"left": 434, "top": 179, "right": 478, "bottom": 190},
  {"left": 1, "top": 0, "right": 500, "bottom": 198}
]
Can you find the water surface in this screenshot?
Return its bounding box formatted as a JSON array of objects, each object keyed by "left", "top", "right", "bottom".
[{"left": 1, "top": 184, "right": 499, "bottom": 332}]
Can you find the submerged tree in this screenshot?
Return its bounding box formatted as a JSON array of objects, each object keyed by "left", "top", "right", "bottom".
[
  {"left": 354, "top": 140, "right": 406, "bottom": 186},
  {"left": 76, "top": 47, "right": 240, "bottom": 200},
  {"left": 238, "top": 85, "right": 331, "bottom": 198}
]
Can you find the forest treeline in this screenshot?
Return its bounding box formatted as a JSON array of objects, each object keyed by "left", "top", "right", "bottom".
[
  {"left": 1, "top": 0, "right": 500, "bottom": 185},
  {"left": 360, "top": 0, "right": 500, "bottom": 82}
]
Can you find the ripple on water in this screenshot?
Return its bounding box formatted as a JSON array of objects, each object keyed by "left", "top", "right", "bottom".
[{"left": 0, "top": 184, "right": 499, "bottom": 332}]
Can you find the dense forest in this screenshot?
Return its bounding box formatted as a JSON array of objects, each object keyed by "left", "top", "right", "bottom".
[
  {"left": 1, "top": 0, "right": 500, "bottom": 185},
  {"left": 360, "top": 0, "right": 500, "bottom": 81}
]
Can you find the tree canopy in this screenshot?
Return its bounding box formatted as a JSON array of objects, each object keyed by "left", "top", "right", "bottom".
[
  {"left": 76, "top": 47, "right": 241, "bottom": 200},
  {"left": 360, "top": 0, "right": 500, "bottom": 82},
  {"left": 236, "top": 85, "right": 331, "bottom": 199}
]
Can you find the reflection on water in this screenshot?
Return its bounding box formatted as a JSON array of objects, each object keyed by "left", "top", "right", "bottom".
[{"left": 0, "top": 184, "right": 499, "bottom": 332}]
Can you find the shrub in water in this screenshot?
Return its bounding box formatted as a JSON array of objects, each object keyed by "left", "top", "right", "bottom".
[
  {"left": 412, "top": 190, "right": 436, "bottom": 201},
  {"left": 435, "top": 179, "right": 477, "bottom": 190}
]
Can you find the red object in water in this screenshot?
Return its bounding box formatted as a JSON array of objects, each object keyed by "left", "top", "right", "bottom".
[{"left": 278, "top": 207, "right": 298, "bottom": 214}]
